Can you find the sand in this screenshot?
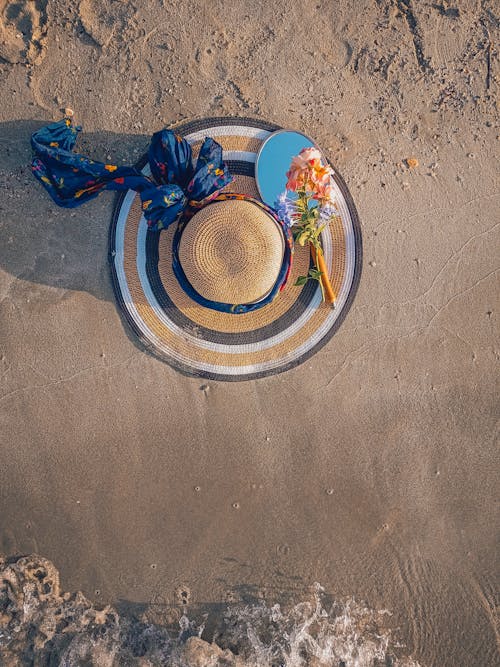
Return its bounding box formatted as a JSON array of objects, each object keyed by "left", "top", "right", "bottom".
[{"left": 0, "top": 0, "right": 499, "bottom": 665}]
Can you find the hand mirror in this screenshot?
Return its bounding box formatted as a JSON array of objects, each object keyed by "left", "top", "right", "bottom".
[{"left": 255, "top": 130, "right": 318, "bottom": 207}]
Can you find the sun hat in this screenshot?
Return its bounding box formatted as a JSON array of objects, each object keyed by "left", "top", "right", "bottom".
[
  {"left": 31, "top": 116, "right": 361, "bottom": 381},
  {"left": 109, "top": 117, "right": 361, "bottom": 380}
]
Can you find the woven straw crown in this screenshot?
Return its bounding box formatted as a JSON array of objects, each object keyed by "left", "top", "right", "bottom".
[{"left": 178, "top": 199, "right": 285, "bottom": 304}]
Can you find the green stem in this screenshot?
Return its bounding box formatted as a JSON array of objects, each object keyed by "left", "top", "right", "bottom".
[{"left": 313, "top": 244, "right": 325, "bottom": 302}]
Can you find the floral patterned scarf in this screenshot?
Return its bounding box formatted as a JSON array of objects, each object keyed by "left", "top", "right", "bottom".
[{"left": 31, "top": 117, "right": 232, "bottom": 231}]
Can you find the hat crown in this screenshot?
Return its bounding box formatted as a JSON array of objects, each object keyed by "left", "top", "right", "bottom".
[{"left": 178, "top": 200, "right": 284, "bottom": 305}]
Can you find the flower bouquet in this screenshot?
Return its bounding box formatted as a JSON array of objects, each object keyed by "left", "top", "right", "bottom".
[{"left": 276, "top": 147, "right": 337, "bottom": 304}]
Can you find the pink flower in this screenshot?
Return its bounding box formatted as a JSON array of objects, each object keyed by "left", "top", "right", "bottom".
[
  {"left": 286, "top": 146, "right": 334, "bottom": 198},
  {"left": 296, "top": 147, "right": 323, "bottom": 165}
]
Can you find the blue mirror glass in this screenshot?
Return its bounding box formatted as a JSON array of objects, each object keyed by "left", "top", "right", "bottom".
[{"left": 255, "top": 130, "right": 317, "bottom": 208}]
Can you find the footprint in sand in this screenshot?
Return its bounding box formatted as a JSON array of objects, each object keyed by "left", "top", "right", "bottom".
[
  {"left": 78, "top": 0, "right": 137, "bottom": 49},
  {"left": 0, "top": 0, "right": 48, "bottom": 65}
]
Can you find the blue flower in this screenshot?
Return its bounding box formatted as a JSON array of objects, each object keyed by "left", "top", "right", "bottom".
[
  {"left": 274, "top": 191, "right": 296, "bottom": 228},
  {"left": 318, "top": 200, "right": 339, "bottom": 225}
]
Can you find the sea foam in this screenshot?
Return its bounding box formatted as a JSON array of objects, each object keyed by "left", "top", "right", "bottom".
[{"left": 0, "top": 554, "right": 421, "bottom": 666}]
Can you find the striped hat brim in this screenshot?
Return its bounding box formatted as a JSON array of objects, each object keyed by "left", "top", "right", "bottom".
[{"left": 109, "top": 117, "right": 362, "bottom": 381}]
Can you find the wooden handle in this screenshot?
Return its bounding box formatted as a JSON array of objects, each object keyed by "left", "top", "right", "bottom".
[{"left": 310, "top": 245, "right": 336, "bottom": 304}]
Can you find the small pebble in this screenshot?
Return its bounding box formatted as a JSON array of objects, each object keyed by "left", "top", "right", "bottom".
[
  {"left": 369, "top": 261, "right": 376, "bottom": 267},
  {"left": 64, "top": 107, "right": 74, "bottom": 117}
]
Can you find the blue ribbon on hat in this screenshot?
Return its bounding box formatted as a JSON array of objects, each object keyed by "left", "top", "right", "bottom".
[
  {"left": 31, "top": 118, "right": 233, "bottom": 231},
  {"left": 171, "top": 193, "right": 294, "bottom": 314}
]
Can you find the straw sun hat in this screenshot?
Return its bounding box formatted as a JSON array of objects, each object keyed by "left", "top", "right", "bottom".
[
  {"left": 176, "top": 198, "right": 286, "bottom": 306},
  {"left": 109, "top": 117, "right": 361, "bottom": 380}
]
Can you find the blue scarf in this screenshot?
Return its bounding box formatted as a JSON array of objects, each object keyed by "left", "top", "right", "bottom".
[{"left": 31, "top": 117, "right": 232, "bottom": 231}]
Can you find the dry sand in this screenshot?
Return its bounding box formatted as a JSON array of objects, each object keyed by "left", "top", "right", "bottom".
[{"left": 0, "top": 0, "right": 499, "bottom": 665}]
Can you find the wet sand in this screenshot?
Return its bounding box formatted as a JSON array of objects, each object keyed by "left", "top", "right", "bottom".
[{"left": 0, "top": 1, "right": 499, "bottom": 665}]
